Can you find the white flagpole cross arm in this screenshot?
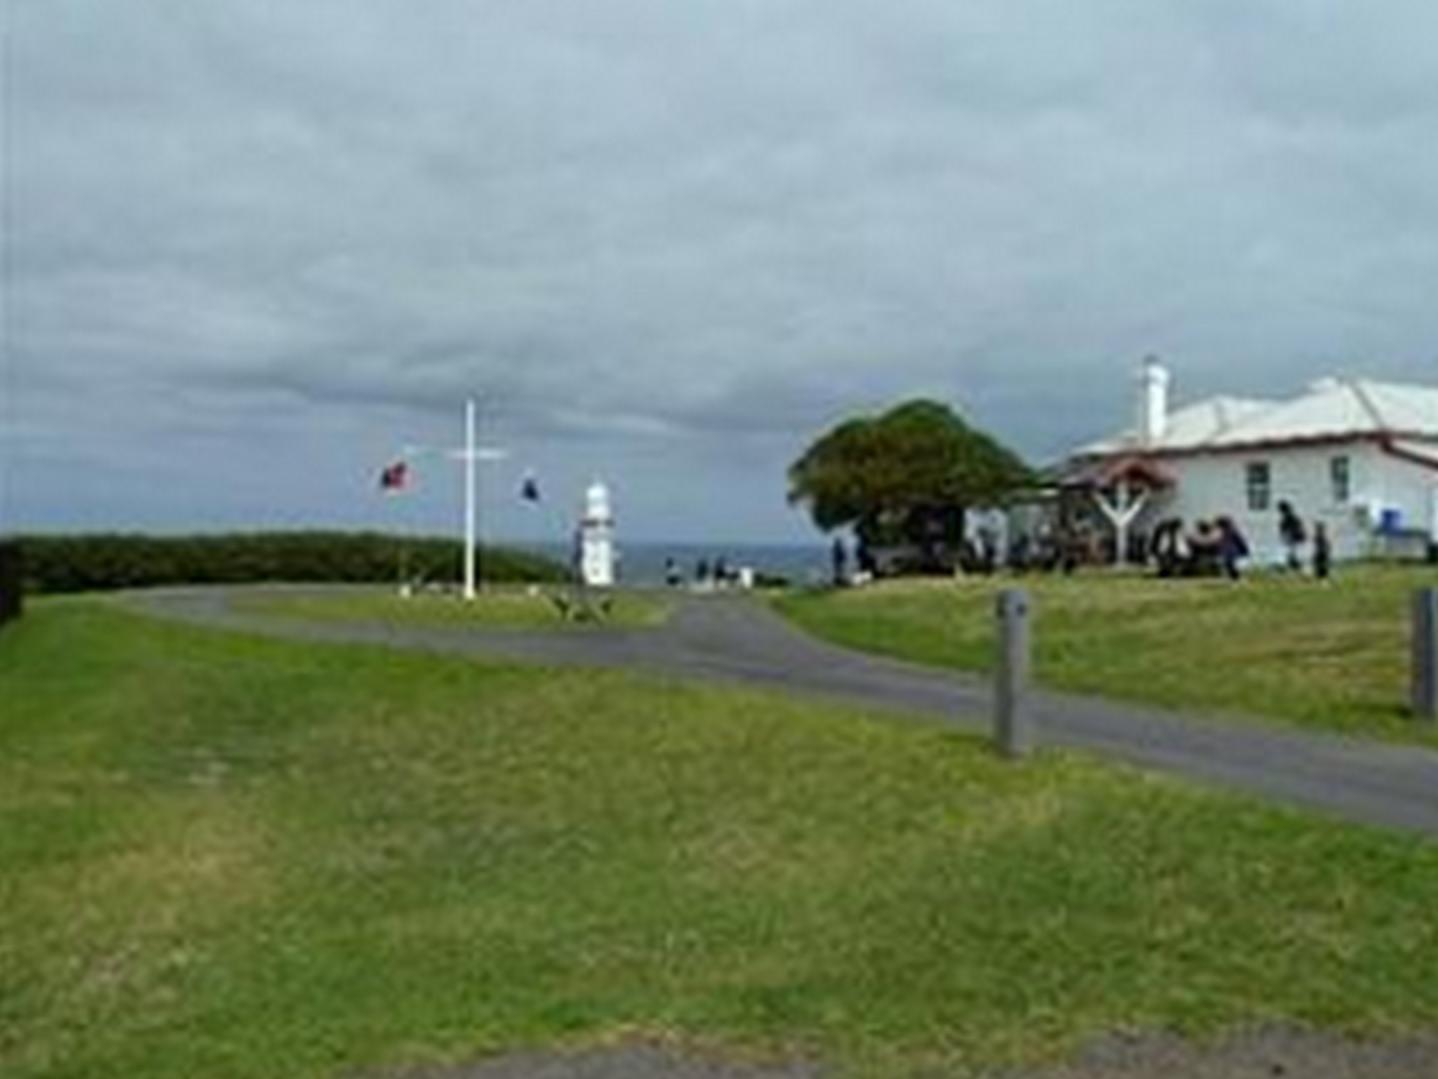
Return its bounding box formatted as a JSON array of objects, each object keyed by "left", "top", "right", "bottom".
[{"left": 448, "top": 448, "right": 510, "bottom": 462}]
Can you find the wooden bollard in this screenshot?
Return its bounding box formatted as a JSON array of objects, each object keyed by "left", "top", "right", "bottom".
[
  {"left": 995, "top": 588, "right": 1034, "bottom": 758},
  {"left": 1414, "top": 587, "right": 1438, "bottom": 723}
]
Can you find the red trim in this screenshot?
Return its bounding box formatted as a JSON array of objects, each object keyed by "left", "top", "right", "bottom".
[
  {"left": 1058, "top": 454, "right": 1176, "bottom": 490},
  {"left": 1095, "top": 455, "right": 1176, "bottom": 488},
  {"left": 1381, "top": 437, "right": 1438, "bottom": 473}
]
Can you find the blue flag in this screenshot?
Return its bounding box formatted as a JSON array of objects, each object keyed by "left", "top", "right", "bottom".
[{"left": 520, "top": 471, "right": 541, "bottom": 502}]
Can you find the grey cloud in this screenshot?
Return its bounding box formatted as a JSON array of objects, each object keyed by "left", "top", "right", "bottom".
[{"left": 6, "top": 0, "right": 1438, "bottom": 540}]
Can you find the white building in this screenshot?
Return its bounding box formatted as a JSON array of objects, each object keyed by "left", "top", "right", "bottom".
[
  {"left": 578, "top": 480, "right": 617, "bottom": 587},
  {"left": 1066, "top": 359, "right": 1438, "bottom": 564}
]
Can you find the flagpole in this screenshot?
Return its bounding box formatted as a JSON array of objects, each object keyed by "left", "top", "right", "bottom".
[{"left": 463, "top": 397, "right": 477, "bottom": 601}]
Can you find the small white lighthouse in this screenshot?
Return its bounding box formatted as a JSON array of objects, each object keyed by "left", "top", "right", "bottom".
[{"left": 579, "top": 479, "right": 616, "bottom": 587}]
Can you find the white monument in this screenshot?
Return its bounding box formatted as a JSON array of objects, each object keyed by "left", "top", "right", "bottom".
[{"left": 579, "top": 480, "right": 616, "bottom": 587}]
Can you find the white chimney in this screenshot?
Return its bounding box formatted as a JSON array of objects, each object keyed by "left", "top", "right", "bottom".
[{"left": 1136, "top": 355, "right": 1170, "bottom": 447}]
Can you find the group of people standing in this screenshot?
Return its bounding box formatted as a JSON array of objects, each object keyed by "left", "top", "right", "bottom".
[
  {"left": 665, "top": 555, "right": 743, "bottom": 589},
  {"left": 1148, "top": 501, "right": 1330, "bottom": 581},
  {"left": 821, "top": 500, "right": 1340, "bottom": 586},
  {"left": 1278, "top": 500, "right": 1333, "bottom": 580}
]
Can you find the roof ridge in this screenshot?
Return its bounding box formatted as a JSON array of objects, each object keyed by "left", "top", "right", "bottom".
[
  {"left": 1213, "top": 398, "right": 1232, "bottom": 431},
  {"left": 1347, "top": 378, "right": 1388, "bottom": 431}
]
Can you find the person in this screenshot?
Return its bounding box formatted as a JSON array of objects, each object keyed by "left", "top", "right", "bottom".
[
  {"left": 1313, "top": 522, "right": 1332, "bottom": 581},
  {"left": 831, "top": 536, "right": 848, "bottom": 587},
  {"left": 1034, "top": 522, "right": 1057, "bottom": 573},
  {"left": 1059, "top": 524, "right": 1082, "bottom": 576},
  {"left": 714, "top": 556, "right": 730, "bottom": 588},
  {"left": 1278, "top": 501, "right": 1307, "bottom": 571},
  {"left": 1010, "top": 532, "right": 1033, "bottom": 573},
  {"left": 1188, "top": 519, "right": 1222, "bottom": 576},
  {"left": 856, "top": 538, "right": 877, "bottom": 578},
  {"left": 695, "top": 557, "right": 710, "bottom": 588},
  {"left": 1216, "top": 516, "right": 1250, "bottom": 581},
  {"left": 664, "top": 557, "right": 682, "bottom": 588},
  {"left": 977, "top": 524, "right": 999, "bottom": 575},
  {"left": 1149, "top": 517, "right": 1186, "bottom": 578}
]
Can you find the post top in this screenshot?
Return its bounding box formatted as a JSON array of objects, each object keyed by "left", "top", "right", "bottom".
[{"left": 995, "top": 588, "right": 1030, "bottom": 617}]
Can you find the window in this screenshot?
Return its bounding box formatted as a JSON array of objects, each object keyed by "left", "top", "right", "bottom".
[
  {"left": 1330, "top": 456, "right": 1351, "bottom": 505},
  {"left": 1246, "top": 462, "right": 1271, "bottom": 512}
]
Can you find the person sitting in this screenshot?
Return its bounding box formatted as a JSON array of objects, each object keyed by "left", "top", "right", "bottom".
[{"left": 1187, "top": 520, "right": 1223, "bottom": 577}]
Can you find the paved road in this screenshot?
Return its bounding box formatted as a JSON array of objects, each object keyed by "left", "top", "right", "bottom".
[{"left": 131, "top": 586, "right": 1438, "bottom": 839}]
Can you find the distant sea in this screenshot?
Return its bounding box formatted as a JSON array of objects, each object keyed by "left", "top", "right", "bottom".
[{"left": 520, "top": 541, "right": 830, "bottom": 587}]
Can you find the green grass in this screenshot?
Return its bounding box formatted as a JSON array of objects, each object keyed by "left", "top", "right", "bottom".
[
  {"left": 3, "top": 602, "right": 1437, "bottom": 1079},
  {"left": 775, "top": 564, "right": 1438, "bottom": 745},
  {"left": 229, "top": 586, "right": 671, "bottom": 630}
]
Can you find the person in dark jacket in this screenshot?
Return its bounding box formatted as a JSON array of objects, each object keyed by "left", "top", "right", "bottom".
[
  {"left": 831, "top": 536, "right": 848, "bottom": 587},
  {"left": 1150, "top": 517, "right": 1186, "bottom": 578},
  {"left": 1278, "top": 501, "right": 1306, "bottom": 571},
  {"left": 1188, "top": 519, "right": 1222, "bottom": 577},
  {"left": 1217, "top": 516, "right": 1250, "bottom": 581},
  {"left": 1312, "top": 522, "right": 1332, "bottom": 581}
]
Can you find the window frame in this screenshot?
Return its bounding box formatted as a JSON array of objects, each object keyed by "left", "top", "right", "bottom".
[
  {"left": 1330, "top": 455, "right": 1352, "bottom": 506},
  {"left": 1245, "top": 461, "right": 1272, "bottom": 513}
]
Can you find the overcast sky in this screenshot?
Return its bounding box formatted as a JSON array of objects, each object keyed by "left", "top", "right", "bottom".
[{"left": 4, "top": 1, "right": 1437, "bottom": 544}]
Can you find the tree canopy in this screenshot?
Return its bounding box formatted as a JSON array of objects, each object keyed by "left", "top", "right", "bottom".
[{"left": 787, "top": 399, "right": 1032, "bottom": 551}]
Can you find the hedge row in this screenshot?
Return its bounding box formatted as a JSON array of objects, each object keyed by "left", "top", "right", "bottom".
[
  {"left": 14, "top": 532, "right": 567, "bottom": 594},
  {"left": 0, "top": 541, "right": 22, "bottom": 624}
]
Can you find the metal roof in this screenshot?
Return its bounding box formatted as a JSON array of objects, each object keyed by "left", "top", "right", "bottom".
[{"left": 1075, "top": 377, "right": 1438, "bottom": 458}]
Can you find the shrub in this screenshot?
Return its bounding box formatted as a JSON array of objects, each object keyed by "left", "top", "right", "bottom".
[
  {"left": 0, "top": 540, "right": 22, "bottom": 624},
  {"left": 15, "top": 532, "right": 566, "bottom": 594}
]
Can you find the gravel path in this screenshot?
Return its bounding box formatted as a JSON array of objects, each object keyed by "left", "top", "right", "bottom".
[
  {"left": 993, "top": 1027, "right": 1438, "bottom": 1079},
  {"left": 361, "top": 1027, "right": 1438, "bottom": 1079},
  {"left": 130, "top": 585, "right": 1438, "bottom": 839},
  {"left": 368, "top": 1043, "right": 820, "bottom": 1079}
]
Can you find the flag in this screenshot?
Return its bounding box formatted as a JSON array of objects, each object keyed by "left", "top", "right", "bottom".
[
  {"left": 379, "top": 460, "right": 409, "bottom": 491},
  {"left": 520, "top": 470, "right": 541, "bottom": 502}
]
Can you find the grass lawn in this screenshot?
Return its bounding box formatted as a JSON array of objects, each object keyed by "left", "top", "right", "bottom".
[
  {"left": 775, "top": 564, "right": 1438, "bottom": 745},
  {"left": 229, "top": 586, "right": 670, "bottom": 630},
  {"left": 3, "top": 601, "right": 1438, "bottom": 1079}
]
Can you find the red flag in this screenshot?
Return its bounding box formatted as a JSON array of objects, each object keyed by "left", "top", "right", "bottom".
[{"left": 379, "top": 460, "right": 409, "bottom": 491}]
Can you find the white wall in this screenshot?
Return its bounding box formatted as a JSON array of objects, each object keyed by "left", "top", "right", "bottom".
[
  {"left": 1373, "top": 452, "right": 1438, "bottom": 551},
  {"left": 1136, "top": 441, "right": 1436, "bottom": 563}
]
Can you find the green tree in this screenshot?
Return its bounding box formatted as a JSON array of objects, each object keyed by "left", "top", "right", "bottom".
[{"left": 787, "top": 399, "right": 1032, "bottom": 565}]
